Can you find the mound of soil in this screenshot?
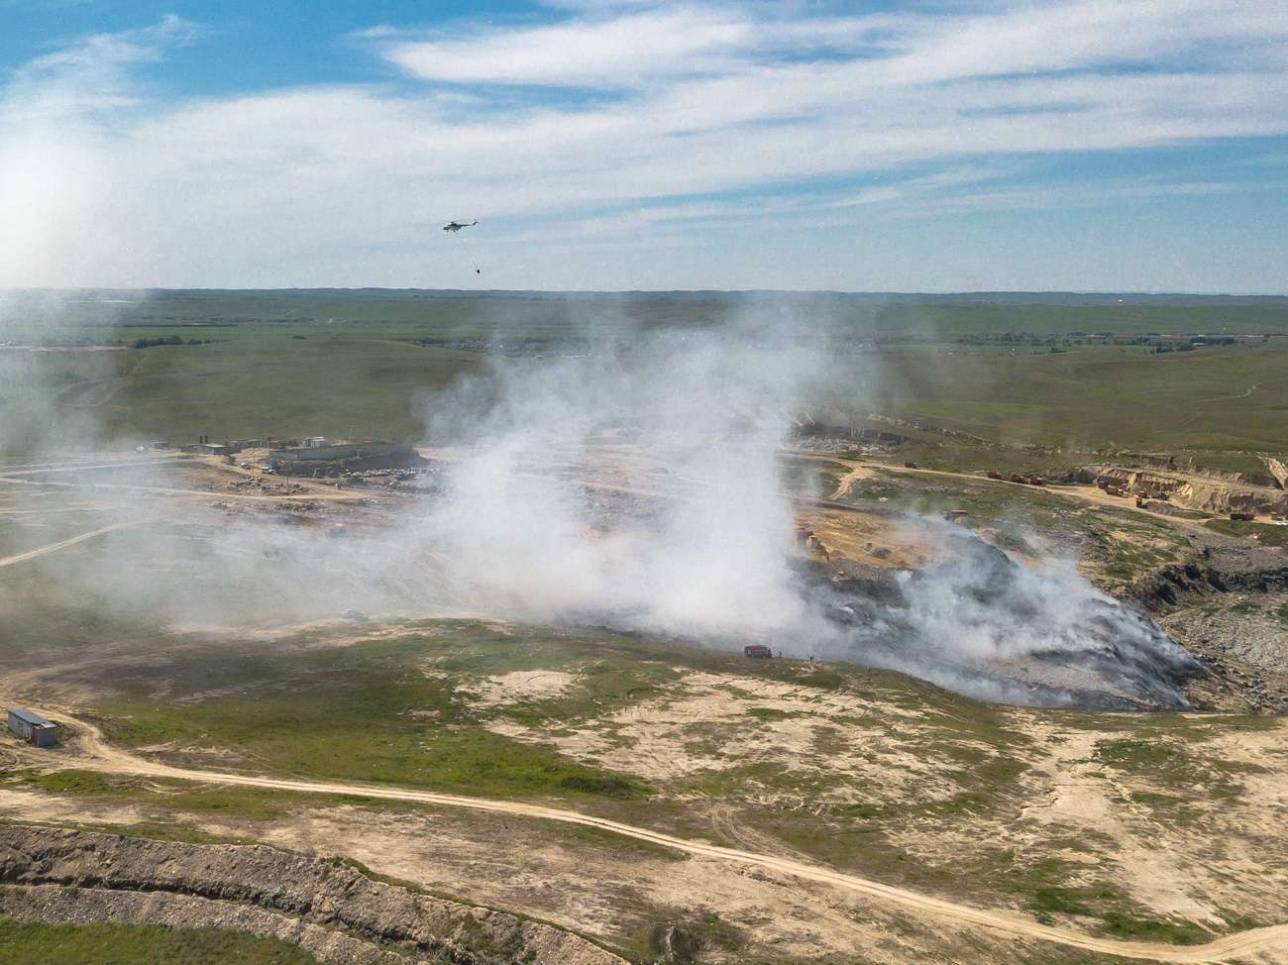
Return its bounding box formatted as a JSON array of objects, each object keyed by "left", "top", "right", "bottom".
[{"left": 1096, "top": 466, "right": 1288, "bottom": 516}]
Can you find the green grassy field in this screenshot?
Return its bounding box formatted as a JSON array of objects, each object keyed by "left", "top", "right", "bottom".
[
  {"left": 7, "top": 290, "right": 1288, "bottom": 338},
  {"left": 851, "top": 341, "right": 1288, "bottom": 453},
  {"left": 1203, "top": 518, "right": 1288, "bottom": 548},
  {"left": 6, "top": 319, "right": 1288, "bottom": 461},
  {"left": 0, "top": 337, "right": 482, "bottom": 447},
  {"left": 0, "top": 917, "right": 316, "bottom": 964},
  {"left": 86, "top": 625, "right": 662, "bottom": 801},
  {"left": 5, "top": 290, "right": 1288, "bottom": 457}
]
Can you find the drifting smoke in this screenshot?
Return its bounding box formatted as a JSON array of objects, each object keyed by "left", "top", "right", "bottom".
[
  {"left": 817, "top": 526, "right": 1201, "bottom": 707},
  {"left": 6, "top": 313, "right": 1203, "bottom": 709},
  {"left": 0, "top": 21, "right": 1200, "bottom": 709},
  {"left": 397, "top": 329, "right": 1200, "bottom": 708},
  {"left": 36, "top": 325, "right": 819, "bottom": 639},
  {"left": 412, "top": 329, "right": 816, "bottom": 639}
]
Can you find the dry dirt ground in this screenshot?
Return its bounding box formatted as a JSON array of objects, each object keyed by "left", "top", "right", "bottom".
[
  {"left": 788, "top": 451, "right": 1236, "bottom": 535},
  {"left": 793, "top": 508, "right": 937, "bottom": 572},
  {"left": 0, "top": 786, "right": 1003, "bottom": 965},
  {"left": 476, "top": 668, "right": 1288, "bottom": 919},
  {"left": 483, "top": 669, "right": 937, "bottom": 797},
  {"left": 3, "top": 663, "right": 1288, "bottom": 964},
  {"left": 0, "top": 453, "right": 364, "bottom": 500},
  {"left": 4, "top": 449, "right": 1288, "bottom": 961}
]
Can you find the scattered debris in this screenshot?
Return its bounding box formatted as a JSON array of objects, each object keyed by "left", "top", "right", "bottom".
[{"left": 269, "top": 442, "right": 424, "bottom": 477}]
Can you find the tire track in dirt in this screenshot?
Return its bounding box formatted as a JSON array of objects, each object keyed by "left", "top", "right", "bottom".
[
  {"left": 17, "top": 705, "right": 1287, "bottom": 964},
  {"left": 783, "top": 450, "right": 1219, "bottom": 536},
  {"left": 0, "top": 522, "right": 140, "bottom": 569},
  {"left": 0, "top": 474, "right": 361, "bottom": 503}
]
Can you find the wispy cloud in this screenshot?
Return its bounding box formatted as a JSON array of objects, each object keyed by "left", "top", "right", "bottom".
[
  {"left": 4, "top": 14, "right": 197, "bottom": 121},
  {"left": 373, "top": 6, "right": 906, "bottom": 88},
  {"left": 3, "top": 2, "right": 1288, "bottom": 289},
  {"left": 833, "top": 173, "right": 1260, "bottom": 222},
  {"left": 379, "top": 8, "right": 757, "bottom": 87}
]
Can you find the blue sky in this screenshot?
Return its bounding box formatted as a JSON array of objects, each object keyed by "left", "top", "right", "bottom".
[{"left": 2, "top": 0, "right": 1286, "bottom": 292}]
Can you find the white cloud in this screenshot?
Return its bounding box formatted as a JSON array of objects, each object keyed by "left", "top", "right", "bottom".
[
  {"left": 3, "top": 2, "right": 1288, "bottom": 289},
  {"left": 381, "top": 8, "right": 757, "bottom": 86},
  {"left": 4, "top": 15, "right": 198, "bottom": 121},
  {"left": 374, "top": 4, "right": 909, "bottom": 87}
]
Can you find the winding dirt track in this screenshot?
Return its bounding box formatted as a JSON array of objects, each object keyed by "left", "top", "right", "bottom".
[
  {"left": 0, "top": 458, "right": 189, "bottom": 477},
  {"left": 0, "top": 522, "right": 140, "bottom": 569},
  {"left": 783, "top": 450, "right": 1220, "bottom": 535},
  {"left": 0, "top": 474, "right": 361, "bottom": 503},
  {"left": 27, "top": 710, "right": 1288, "bottom": 964}
]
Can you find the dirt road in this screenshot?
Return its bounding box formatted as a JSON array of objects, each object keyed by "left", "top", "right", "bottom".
[
  {"left": 0, "top": 522, "right": 140, "bottom": 569},
  {"left": 0, "top": 458, "right": 188, "bottom": 477},
  {"left": 785, "top": 450, "right": 1216, "bottom": 535},
  {"left": 830, "top": 463, "right": 874, "bottom": 499},
  {"left": 24, "top": 708, "right": 1288, "bottom": 964},
  {"left": 0, "top": 474, "right": 361, "bottom": 503},
  {"left": 0, "top": 453, "right": 365, "bottom": 505}
]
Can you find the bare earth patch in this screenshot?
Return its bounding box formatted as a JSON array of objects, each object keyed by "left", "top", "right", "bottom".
[
  {"left": 483, "top": 670, "right": 971, "bottom": 807},
  {"left": 464, "top": 670, "right": 581, "bottom": 708}
]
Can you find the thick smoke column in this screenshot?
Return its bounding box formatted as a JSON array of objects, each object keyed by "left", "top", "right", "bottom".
[
  {"left": 7, "top": 310, "right": 1202, "bottom": 708},
  {"left": 413, "top": 328, "right": 817, "bottom": 638},
  {"left": 13, "top": 324, "right": 822, "bottom": 641},
  {"left": 402, "top": 327, "right": 1198, "bottom": 708}
]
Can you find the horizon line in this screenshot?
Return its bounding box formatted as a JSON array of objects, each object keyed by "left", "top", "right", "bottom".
[{"left": 4, "top": 288, "right": 1288, "bottom": 299}]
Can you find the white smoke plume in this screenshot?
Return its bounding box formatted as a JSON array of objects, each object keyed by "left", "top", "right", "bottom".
[
  {"left": 34, "top": 326, "right": 820, "bottom": 638},
  {"left": 411, "top": 330, "right": 817, "bottom": 638},
  {"left": 7, "top": 316, "right": 1203, "bottom": 709},
  {"left": 820, "top": 524, "right": 1201, "bottom": 707},
  {"left": 0, "top": 21, "right": 1201, "bottom": 710}
]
